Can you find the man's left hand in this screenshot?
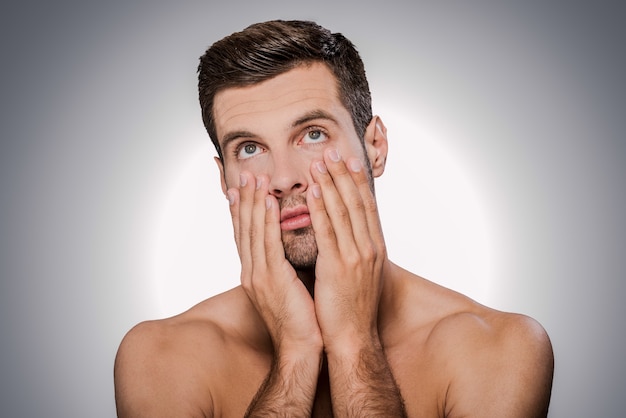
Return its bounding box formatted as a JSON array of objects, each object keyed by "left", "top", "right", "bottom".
[{"left": 306, "top": 147, "right": 387, "bottom": 355}]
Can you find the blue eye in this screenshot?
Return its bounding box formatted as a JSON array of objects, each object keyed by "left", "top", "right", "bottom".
[
  {"left": 303, "top": 129, "right": 327, "bottom": 144},
  {"left": 237, "top": 143, "right": 262, "bottom": 159}
]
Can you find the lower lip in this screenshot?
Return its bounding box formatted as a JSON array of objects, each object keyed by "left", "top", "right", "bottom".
[{"left": 280, "top": 214, "right": 312, "bottom": 231}]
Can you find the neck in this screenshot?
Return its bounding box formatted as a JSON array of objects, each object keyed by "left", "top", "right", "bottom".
[
  {"left": 295, "top": 268, "right": 316, "bottom": 298},
  {"left": 294, "top": 259, "right": 401, "bottom": 304}
]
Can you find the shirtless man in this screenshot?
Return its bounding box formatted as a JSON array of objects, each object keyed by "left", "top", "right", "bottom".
[{"left": 114, "top": 20, "right": 554, "bottom": 417}]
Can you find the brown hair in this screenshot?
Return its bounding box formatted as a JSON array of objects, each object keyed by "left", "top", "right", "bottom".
[{"left": 198, "top": 20, "right": 372, "bottom": 159}]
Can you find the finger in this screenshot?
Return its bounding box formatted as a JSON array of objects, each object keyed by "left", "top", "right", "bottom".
[
  {"left": 345, "top": 156, "right": 385, "bottom": 249},
  {"left": 250, "top": 175, "right": 269, "bottom": 268},
  {"left": 312, "top": 149, "right": 368, "bottom": 251},
  {"left": 237, "top": 171, "right": 256, "bottom": 277},
  {"left": 264, "top": 192, "right": 285, "bottom": 262},
  {"left": 324, "top": 150, "right": 371, "bottom": 238},
  {"left": 226, "top": 188, "right": 241, "bottom": 258},
  {"left": 310, "top": 157, "right": 354, "bottom": 254},
  {"left": 306, "top": 182, "right": 339, "bottom": 256}
]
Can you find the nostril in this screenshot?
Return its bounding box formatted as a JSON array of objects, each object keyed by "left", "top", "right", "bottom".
[{"left": 267, "top": 163, "right": 307, "bottom": 196}]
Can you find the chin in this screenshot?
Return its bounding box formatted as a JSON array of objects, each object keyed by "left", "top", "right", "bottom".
[{"left": 282, "top": 227, "right": 318, "bottom": 269}]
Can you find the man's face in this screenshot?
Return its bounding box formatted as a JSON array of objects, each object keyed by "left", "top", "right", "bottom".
[{"left": 213, "top": 63, "right": 376, "bottom": 268}]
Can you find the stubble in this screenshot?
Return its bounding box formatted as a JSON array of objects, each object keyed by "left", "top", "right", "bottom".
[{"left": 279, "top": 195, "right": 318, "bottom": 269}]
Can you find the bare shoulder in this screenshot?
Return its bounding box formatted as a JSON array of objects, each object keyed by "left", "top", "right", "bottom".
[
  {"left": 114, "top": 296, "right": 228, "bottom": 417},
  {"left": 428, "top": 301, "right": 554, "bottom": 417},
  {"left": 114, "top": 287, "right": 269, "bottom": 418},
  {"left": 430, "top": 305, "right": 553, "bottom": 360}
]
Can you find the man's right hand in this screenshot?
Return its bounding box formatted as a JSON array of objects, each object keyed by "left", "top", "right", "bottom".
[
  {"left": 227, "top": 172, "right": 322, "bottom": 356},
  {"left": 227, "top": 172, "right": 323, "bottom": 416}
]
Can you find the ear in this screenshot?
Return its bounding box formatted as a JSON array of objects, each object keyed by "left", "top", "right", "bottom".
[
  {"left": 214, "top": 156, "right": 228, "bottom": 195},
  {"left": 364, "top": 115, "right": 388, "bottom": 178}
]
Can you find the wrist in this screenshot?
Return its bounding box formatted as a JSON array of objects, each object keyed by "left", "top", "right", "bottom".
[
  {"left": 324, "top": 330, "right": 383, "bottom": 360},
  {"left": 272, "top": 343, "right": 324, "bottom": 389},
  {"left": 275, "top": 337, "right": 324, "bottom": 364}
]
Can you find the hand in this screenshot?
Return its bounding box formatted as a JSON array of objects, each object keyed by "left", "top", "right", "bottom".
[
  {"left": 227, "top": 172, "right": 322, "bottom": 354},
  {"left": 306, "top": 148, "right": 387, "bottom": 354}
]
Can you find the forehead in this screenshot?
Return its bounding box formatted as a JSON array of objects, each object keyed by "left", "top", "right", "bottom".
[{"left": 213, "top": 63, "right": 346, "bottom": 141}]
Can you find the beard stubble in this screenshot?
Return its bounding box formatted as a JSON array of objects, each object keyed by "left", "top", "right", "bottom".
[{"left": 279, "top": 194, "right": 318, "bottom": 269}]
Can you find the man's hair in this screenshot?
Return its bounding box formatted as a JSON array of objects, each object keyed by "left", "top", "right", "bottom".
[{"left": 198, "top": 20, "right": 372, "bottom": 159}]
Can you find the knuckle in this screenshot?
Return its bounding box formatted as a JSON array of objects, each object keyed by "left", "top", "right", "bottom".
[
  {"left": 362, "top": 194, "right": 377, "bottom": 213},
  {"left": 240, "top": 272, "right": 252, "bottom": 289},
  {"left": 334, "top": 203, "right": 350, "bottom": 220},
  {"left": 344, "top": 249, "right": 361, "bottom": 268},
  {"left": 378, "top": 244, "right": 387, "bottom": 260},
  {"left": 350, "top": 196, "right": 365, "bottom": 212},
  {"left": 361, "top": 242, "right": 377, "bottom": 260},
  {"left": 322, "top": 222, "right": 335, "bottom": 238},
  {"left": 248, "top": 228, "right": 259, "bottom": 246}
]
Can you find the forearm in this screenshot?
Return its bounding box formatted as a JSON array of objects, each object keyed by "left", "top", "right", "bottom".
[
  {"left": 245, "top": 350, "right": 322, "bottom": 417},
  {"left": 327, "top": 340, "right": 407, "bottom": 417}
]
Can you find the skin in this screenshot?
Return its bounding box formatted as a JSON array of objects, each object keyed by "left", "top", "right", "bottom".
[{"left": 114, "top": 63, "right": 554, "bottom": 417}]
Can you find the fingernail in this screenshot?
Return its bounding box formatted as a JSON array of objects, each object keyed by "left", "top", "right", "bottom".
[
  {"left": 239, "top": 173, "right": 247, "bottom": 187},
  {"left": 349, "top": 158, "right": 362, "bottom": 172},
  {"left": 256, "top": 176, "right": 263, "bottom": 190},
  {"left": 265, "top": 195, "right": 272, "bottom": 209},
  {"left": 311, "top": 183, "right": 321, "bottom": 198},
  {"left": 315, "top": 161, "right": 327, "bottom": 173},
  {"left": 328, "top": 148, "right": 341, "bottom": 162}
]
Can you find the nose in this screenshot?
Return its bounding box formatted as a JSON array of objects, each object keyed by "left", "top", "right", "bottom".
[{"left": 268, "top": 151, "right": 308, "bottom": 198}]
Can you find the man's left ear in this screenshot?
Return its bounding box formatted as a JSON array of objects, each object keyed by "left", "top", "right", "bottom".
[{"left": 364, "top": 115, "right": 388, "bottom": 178}]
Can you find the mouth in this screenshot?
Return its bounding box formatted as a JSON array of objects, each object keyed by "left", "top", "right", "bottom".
[{"left": 280, "top": 205, "right": 312, "bottom": 231}]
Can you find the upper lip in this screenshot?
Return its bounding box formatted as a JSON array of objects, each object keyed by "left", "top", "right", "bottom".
[{"left": 280, "top": 205, "right": 310, "bottom": 222}]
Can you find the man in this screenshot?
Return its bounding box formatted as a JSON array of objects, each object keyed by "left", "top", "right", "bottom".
[{"left": 114, "top": 20, "right": 554, "bottom": 417}]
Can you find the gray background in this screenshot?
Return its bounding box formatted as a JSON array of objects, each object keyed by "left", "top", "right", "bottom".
[{"left": 1, "top": 1, "right": 624, "bottom": 417}]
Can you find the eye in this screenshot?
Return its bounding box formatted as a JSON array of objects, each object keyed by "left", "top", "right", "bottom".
[
  {"left": 236, "top": 142, "right": 264, "bottom": 159},
  {"left": 302, "top": 129, "right": 328, "bottom": 144}
]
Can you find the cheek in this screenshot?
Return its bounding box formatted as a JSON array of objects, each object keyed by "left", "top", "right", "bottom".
[
  {"left": 339, "top": 138, "right": 367, "bottom": 163},
  {"left": 222, "top": 160, "right": 242, "bottom": 189},
  {"left": 223, "top": 156, "right": 271, "bottom": 187},
  {"left": 223, "top": 171, "right": 237, "bottom": 190}
]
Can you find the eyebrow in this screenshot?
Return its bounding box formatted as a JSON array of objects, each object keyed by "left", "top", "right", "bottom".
[
  {"left": 220, "top": 130, "right": 256, "bottom": 152},
  {"left": 220, "top": 109, "right": 339, "bottom": 151},
  {"left": 291, "top": 109, "right": 339, "bottom": 128}
]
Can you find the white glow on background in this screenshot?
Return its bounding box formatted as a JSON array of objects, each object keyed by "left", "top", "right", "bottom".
[
  {"left": 153, "top": 139, "right": 239, "bottom": 317},
  {"left": 153, "top": 103, "right": 493, "bottom": 318},
  {"left": 375, "top": 103, "right": 494, "bottom": 304}
]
